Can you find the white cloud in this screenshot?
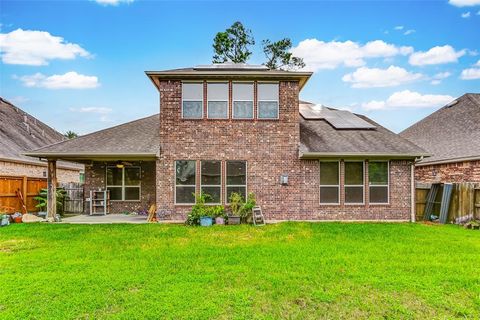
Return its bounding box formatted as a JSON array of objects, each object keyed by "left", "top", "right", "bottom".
[
  {"left": 17, "top": 72, "right": 99, "bottom": 89},
  {"left": 461, "top": 11, "right": 471, "bottom": 18},
  {"left": 290, "top": 39, "right": 413, "bottom": 71},
  {"left": 409, "top": 45, "right": 466, "bottom": 66},
  {"left": 460, "top": 68, "right": 480, "bottom": 79},
  {"left": 94, "top": 0, "right": 134, "bottom": 5},
  {"left": 362, "top": 90, "right": 454, "bottom": 110},
  {"left": 394, "top": 26, "right": 404, "bottom": 30},
  {"left": 449, "top": 0, "right": 480, "bottom": 6},
  {"left": 404, "top": 29, "right": 416, "bottom": 35},
  {"left": 70, "top": 106, "right": 112, "bottom": 122},
  {"left": 0, "top": 29, "right": 90, "bottom": 66},
  {"left": 430, "top": 71, "right": 451, "bottom": 85},
  {"left": 342, "top": 65, "right": 423, "bottom": 88},
  {"left": 475, "top": 59, "right": 480, "bottom": 66}
]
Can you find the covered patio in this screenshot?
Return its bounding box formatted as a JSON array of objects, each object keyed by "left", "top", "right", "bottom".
[{"left": 24, "top": 114, "right": 160, "bottom": 221}]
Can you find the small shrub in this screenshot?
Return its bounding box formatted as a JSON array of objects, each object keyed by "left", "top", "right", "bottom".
[{"left": 186, "top": 193, "right": 225, "bottom": 226}]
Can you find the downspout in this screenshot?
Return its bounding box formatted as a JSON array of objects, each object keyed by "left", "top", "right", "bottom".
[{"left": 410, "top": 161, "right": 416, "bottom": 223}]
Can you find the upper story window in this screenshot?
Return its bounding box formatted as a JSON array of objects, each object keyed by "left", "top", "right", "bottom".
[
  {"left": 232, "top": 82, "right": 254, "bottom": 119},
  {"left": 257, "top": 83, "right": 279, "bottom": 119},
  {"left": 207, "top": 82, "right": 229, "bottom": 119},
  {"left": 182, "top": 83, "right": 203, "bottom": 119}
]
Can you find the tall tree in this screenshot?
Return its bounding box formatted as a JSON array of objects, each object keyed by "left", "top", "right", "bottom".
[
  {"left": 64, "top": 130, "right": 78, "bottom": 139},
  {"left": 212, "top": 21, "right": 255, "bottom": 64},
  {"left": 262, "top": 38, "right": 305, "bottom": 70}
]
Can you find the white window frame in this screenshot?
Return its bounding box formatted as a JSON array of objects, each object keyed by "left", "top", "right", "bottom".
[
  {"left": 105, "top": 166, "right": 141, "bottom": 202},
  {"left": 174, "top": 160, "right": 197, "bottom": 205},
  {"left": 319, "top": 161, "right": 340, "bottom": 205},
  {"left": 257, "top": 82, "right": 279, "bottom": 120},
  {"left": 207, "top": 82, "right": 229, "bottom": 119},
  {"left": 344, "top": 161, "right": 365, "bottom": 205},
  {"left": 200, "top": 160, "right": 222, "bottom": 205},
  {"left": 232, "top": 82, "right": 254, "bottom": 119},
  {"left": 181, "top": 82, "right": 204, "bottom": 119},
  {"left": 225, "top": 161, "right": 248, "bottom": 204},
  {"left": 368, "top": 160, "right": 390, "bottom": 205}
]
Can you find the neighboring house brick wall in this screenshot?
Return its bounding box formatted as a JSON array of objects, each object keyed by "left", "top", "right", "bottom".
[
  {"left": 0, "top": 160, "right": 80, "bottom": 183},
  {"left": 83, "top": 161, "right": 156, "bottom": 214},
  {"left": 154, "top": 79, "right": 414, "bottom": 221},
  {"left": 415, "top": 160, "right": 480, "bottom": 183}
]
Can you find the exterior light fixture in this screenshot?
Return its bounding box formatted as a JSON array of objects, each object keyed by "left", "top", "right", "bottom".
[{"left": 280, "top": 174, "right": 288, "bottom": 185}]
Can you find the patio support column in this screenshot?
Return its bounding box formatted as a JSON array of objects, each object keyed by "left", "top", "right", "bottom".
[{"left": 47, "top": 159, "right": 57, "bottom": 222}]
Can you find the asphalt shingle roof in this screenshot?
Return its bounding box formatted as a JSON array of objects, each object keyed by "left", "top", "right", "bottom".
[
  {"left": 400, "top": 93, "right": 480, "bottom": 164},
  {"left": 0, "top": 97, "right": 82, "bottom": 169},
  {"left": 299, "top": 102, "right": 427, "bottom": 157},
  {"left": 29, "top": 114, "right": 159, "bottom": 156},
  {"left": 27, "top": 101, "right": 425, "bottom": 160}
]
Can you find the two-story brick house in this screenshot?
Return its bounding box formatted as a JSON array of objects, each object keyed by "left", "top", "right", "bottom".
[{"left": 26, "top": 64, "right": 427, "bottom": 221}]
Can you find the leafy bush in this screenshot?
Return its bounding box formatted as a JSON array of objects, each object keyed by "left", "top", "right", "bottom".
[
  {"left": 228, "top": 192, "right": 256, "bottom": 223},
  {"left": 34, "top": 188, "right": 68, "bottom": 215},
  {"left": 186, "top": 193, "right": 225, "bottom": 226}
]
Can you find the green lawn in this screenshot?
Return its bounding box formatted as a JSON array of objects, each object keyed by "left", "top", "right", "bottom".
[{"left": 0, "top": 223, "right": 479, "bottom": 319}]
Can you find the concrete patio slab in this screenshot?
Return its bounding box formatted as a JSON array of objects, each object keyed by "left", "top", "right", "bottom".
[{"left": 61, "top": 214, "right": 148, "bottom": 224}]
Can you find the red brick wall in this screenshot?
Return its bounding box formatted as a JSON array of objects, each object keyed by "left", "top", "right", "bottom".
[
  {"left": 155, "top": 79, "right": 414, "bottom": 221},
  {"left": 84, "top": 161, "right": 156, "bottom": 214},
  {"left": 415, "top": 160, "right": 480, "bottom": 183}
]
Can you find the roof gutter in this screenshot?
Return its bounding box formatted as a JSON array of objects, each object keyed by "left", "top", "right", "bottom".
[
  {"left": 0, "top": 156, "right": 83, "bottom": 171},
  {"left": 416, "top": 155, "right": 480, "bottom": 166},
  {"left": 299, "top": 152, "right": 431, "bottom": 159},
  {"left": 23, "top": 152, "right": 158, "bottom": 160}
]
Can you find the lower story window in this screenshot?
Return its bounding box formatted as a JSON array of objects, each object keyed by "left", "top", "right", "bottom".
[
  {"left": 319, "top": 161, "right": 340, "bottom": 204},
  {"left": 369, "top": 161, "right": 389, "bottom": 204},
  {"left": 106, "top": 166, "right": 141, "bottom": 201},
  {"left": 344, "top": 161, "right": 364, "bottom": 204},
  {"left": 201, "top": 160, "right": 221, "bottom": 204},
  {"left": 175, "top": 160, "right": 196, "bottom": 204},
  {"left": 226, "top": 161, "right": 247, "bottom": 202}
]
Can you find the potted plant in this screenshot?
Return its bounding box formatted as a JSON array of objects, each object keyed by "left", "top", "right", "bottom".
[
  {"left": 240, "top": 192, "right": 256, "bottom": 224},
  {"left": 212, "top": 205, "right": 226, "bottom": 225},
  {"left": 186, "top": 192, "right": 214, "bottom": 226},
  {"left": 227, "top": 192, "right": 243, "bottom": 225}
]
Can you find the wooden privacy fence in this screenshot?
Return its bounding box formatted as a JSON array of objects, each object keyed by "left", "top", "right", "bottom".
[
  {"left": 60, "top": 182, "right": 84, "bottom": 214},
  {"left": 0, "top": 176, "right": 47, "bottom": 213},
  {"left": 416, "top": 182, "right": 480, "bottom": 222}
]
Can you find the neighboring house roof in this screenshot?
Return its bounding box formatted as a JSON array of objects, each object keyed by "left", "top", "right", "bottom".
[
  {"left": 25, "top": 102, "right": 426, "bottom": 161},
  {"left": 146, "top": 63, "right": 313, "bottom": 90},
  {"left": 25, "top": 114, "right": 160, "bottom": 162},
  {"left": 0, "top": 97, "right": 82, "bottom": 170},
  {"left": 400, "top": 93, "right": 480, "bottom": 165},
  {"left": 299, "top": 102, "right": 428, "bottom": 159}
]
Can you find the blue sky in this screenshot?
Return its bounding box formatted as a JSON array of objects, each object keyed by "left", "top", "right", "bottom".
[{"left": 1, "top": 0, "right": 479, "bottom": 135}]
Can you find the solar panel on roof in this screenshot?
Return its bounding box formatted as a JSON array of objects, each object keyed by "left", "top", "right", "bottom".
[
  {"left": 300, "top": 104, "right": 375, "bottom": 129},
  {"left": 194, "top": 63, "right": 269, "bottom": 71}
]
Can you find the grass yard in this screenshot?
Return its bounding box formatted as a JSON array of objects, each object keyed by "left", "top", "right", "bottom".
[{"left": 0, "top": 222, "right": 479, "bottom": 319}]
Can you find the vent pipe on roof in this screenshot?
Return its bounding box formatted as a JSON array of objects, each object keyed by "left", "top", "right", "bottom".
[
  {"left": 445, "top": 100, "right": 458, "bottom": 108},
  {"left": 23, "top": 115, "right": 28, "bottom": 123}
]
